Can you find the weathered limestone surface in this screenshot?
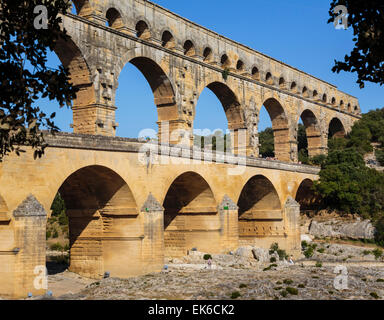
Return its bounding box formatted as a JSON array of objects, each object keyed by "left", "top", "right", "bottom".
[
  {"left": 0, "top": 0, "right": 362, "bottom": 298},
  {"left": 309, "top": 220, "right": 375, "bottom": 240},
  {"left": 59, "top": 0, "right": 360, "bottom": 161}
]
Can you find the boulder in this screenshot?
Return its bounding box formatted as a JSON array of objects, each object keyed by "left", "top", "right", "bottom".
[
  {"left": 309, "top": 219, "right": 375, "bottom": 240},
  {"left": 251, "top": 248, "right": 270, "bottom": 263},
  {"left": 234, "top": 246, "right": 254, "bottom": 259}
]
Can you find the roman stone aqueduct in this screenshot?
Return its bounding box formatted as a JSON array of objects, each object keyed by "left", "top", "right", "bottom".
[{"left": 0, "top": 0, "right": 361, "bottom": 298}]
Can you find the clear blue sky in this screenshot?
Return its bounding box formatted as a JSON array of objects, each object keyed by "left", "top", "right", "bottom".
[{"left": 42, "top": 0, "right": 383, "bottom": 138}]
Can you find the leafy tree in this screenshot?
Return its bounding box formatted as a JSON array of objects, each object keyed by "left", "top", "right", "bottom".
[
  {"left": 328, "top": 1, "right": 384, "bottom": 88},
  {"left": 50, "top": 192, "right": 65, "bottom": 216},
  {"left": 259, "top": 127, "right": 274, "bottom": 157},
  {"left": 313, "top": 108, "right": 384, "bottom": 220},
  {"left": 376, "top": 149, "right": 384, "bottom": 166},
  {"left": 0, "top": 0, "right": 78, "bottom": 161}
]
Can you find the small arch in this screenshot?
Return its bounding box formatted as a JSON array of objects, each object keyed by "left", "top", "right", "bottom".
[
  {"left": 265, "top": 72, "right": 273, "bottom": 85},
  {"left": 299, "top": 109, "right": 321, "bottom": 158},
  {"left": 221, "top": 54, "right": 230, "bottom": 68},
  {"left": 203, "top": 82, "right": 242, "bottom": 130},
  {"left": 340, "top": 100, "right": 344, "bottom": 109},
  {"left": 106, "top": 8, "right": 123, "bottom": 29},
  {"left": 322, "top": 93, "right": 327, "bottom": 103},
  {"left": 183, "top": 40, "right": 196, "bottom": 57},
  {"left": 261, "top": 98, "right": 290, "bottom": 161},
  {"left": 161, "top": 30, "right": 175, "bottom": 49},
  {"left": 302, "top": 86, "right": 309, "bottom": 98},
  {"left": 279, "top": 77, "right": 285, "bottom": 89},
  {"left": 236, "top": 60, "right": 245, "bottom": 72},
  {"left": 135, "top": 20, "right": 151, "bottom": 40},
  {"left": 251, "top": 66, "right": 260, "bottom": 80},
  {"left": 313, "top": 90, "right": 318, "bottom": 99},
  {"left": 290, "top": 81, "right": 297, "bottom": 91},
  {"left": 331, "top": 97, "right": 336, "bottom": 105},
  {"left": 347, "top": 103, "right": 352, "bottom": 113},
  {"left": 203, "top": 47, "right": 213, "bottom": 62},
  {"left": 354, "top": 105, "right": 359, "bottom": 113}
]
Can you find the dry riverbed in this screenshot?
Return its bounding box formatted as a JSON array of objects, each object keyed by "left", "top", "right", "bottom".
[{"left": 9, "top": 241, "right": 384, "bottom": 300}]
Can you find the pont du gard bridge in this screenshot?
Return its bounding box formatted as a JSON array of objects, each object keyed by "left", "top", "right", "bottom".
[{"left": 0, "top": 0, "right": 361, "bottom": 298}]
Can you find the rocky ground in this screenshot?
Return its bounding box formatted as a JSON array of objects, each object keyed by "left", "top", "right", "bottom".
[{"left": 20, "top": 240, "right": 384, "bottom": 301}]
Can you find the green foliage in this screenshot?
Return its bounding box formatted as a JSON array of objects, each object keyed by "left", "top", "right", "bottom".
[
  {"left": 376, "top": 149, "right": 384, "bottom": 166},
  {"left": 50, "top": 243, "right": 63, "bottom": 251},
  {"left": 328, "top": 1, "right": 384, "bottom": 88},
  {"left": 46, "top": 230, "right": 51, "bottom": 239},
  {"left": 286, "top": 287, "right": 298, "bottom": 295},
  {"left": 298, "top": 284, "right": 305, "bottom": 288},
  {"left": 203, "top": 254, "right": 212, "bottom": 261},
  {"left": 283, "top": 279, "right": 293, "bottom": 285},
  {"left": 259, "top": 127, "right": 275, "bottom": 158},
  {"left": 51, "top": 193, "right": 66, "bottom": 216},
  {"left": 303, "top": 246, "right": 314, "bottom": 258},
  {"left": 280, "top": 290, "right": 288, "bottom": 297},
  {"left": 370, "top": 292, "right": 380, "bottom": 300},
  {"left": 269, "top": 243, "right": 279, "bottom": 254},
  {"left": 0, "top": 0, "right": 78, "bottom": 161},
  {"left": 263, "top": 264, "right": 277, "bottom": 271},
  {"left": 239, "top": 284, "right": 247, "bottom": 289},
  {"left": 270, "top": 257, "right": 276, "bottom": 263},
  {"left": 309, "top": 154, "right": 327, "bottom": 166},
  {"left": 372, "top": 248, "right": 383, "bottom": 260},
  {"left": 374, "top": 217, "right": 384, "bottom": 247},
  {"left": 222, "top": 68, "right": 230, "bottom": 81},
  {"left": 230, "top": 291, "right": 241, "bottom": 299},
  {"left": 317, "top": 248, "right": 325, "bottom": 254},
  {"left": 315, "top": 261, "right": 323, "bottom": 268},
  {"left": 58, "top": 212, "right": 68, "bottom": 226},
  {"left": 313, "top": 135, "right": 384, "bottom": 218},
  {"left": 52, "top": 229, "right": 58, "bottom": 238}
]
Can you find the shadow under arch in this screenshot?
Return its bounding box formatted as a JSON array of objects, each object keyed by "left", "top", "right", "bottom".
[
  {"left": 54, "top": 165, "right": 138, "bottom": 278},
  {"left": 261, "top": 98, "right": 290, "bottom": 162},
  {"left": 237, "top": 175, "right": 286, "bottom": 247},
  {"left": 328, "top": 117, "right": 346, "bottom": 139},
  {"left": 163, "top": 171, "right": 220, "bottom": 257},
  {"left": 295, "top": 179, "right": 321, "bottom": 214},
  {"left": 299, "top": 109, "right": 323, "bottom": 158}
]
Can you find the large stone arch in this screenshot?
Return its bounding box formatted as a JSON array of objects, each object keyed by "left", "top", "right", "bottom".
[
  {"left": 54, "top": 165, "right": 140, "bottom": 279},
  {"left": 162, "top": 171, "right": 221, "bottom": 257},
  {"left": 260, "top": 97, "right": 291, "bottom": 162},
  {"left": 237, "top": 175, "right": 286, "bottom": 248},
  {"left": 298, "top": 109, "right": 323, "bottom": 157},
  {"left": 194, "top": 80, "right": 245, "bottom": 153},
  {"left": 115, "top": 48, "right": 180, "bottom": 142}
]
